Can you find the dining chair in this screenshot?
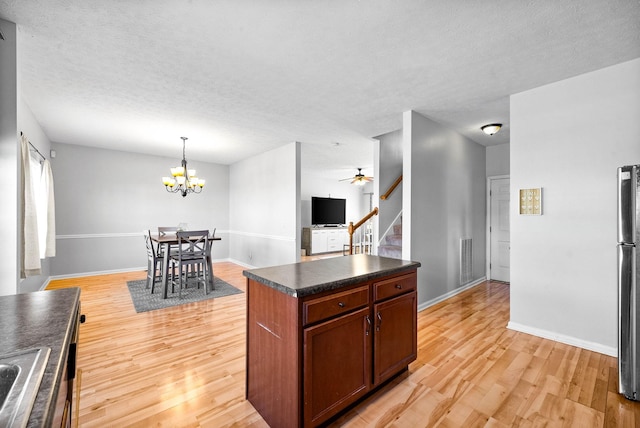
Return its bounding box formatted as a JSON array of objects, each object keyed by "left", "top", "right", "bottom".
[
  {"left": 158, "top": 226, "right": 178, "bottom": 236},
  {"left": 157, "top": 226, "right": 179, "bottom": 257},
  {"left": 144, "top": 230, "right": 163, "bottom": 293},
  {"left": 169, "top": 230, "right": 210, "bottom": 298}
]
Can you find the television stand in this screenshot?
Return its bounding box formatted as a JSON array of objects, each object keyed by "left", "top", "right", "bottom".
[{"left": 302, "top": 226, "right": 348, "bottom": 255}]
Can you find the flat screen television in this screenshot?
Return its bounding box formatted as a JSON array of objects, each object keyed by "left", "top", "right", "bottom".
[{"left": 311, "top": 197, "right": 346, "bottom": 226}]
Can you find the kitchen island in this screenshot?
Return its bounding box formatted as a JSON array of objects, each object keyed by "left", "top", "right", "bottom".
[
  {"left": 0, "top": 287, "right": 81, "bottom": 427},
  {"left": 243, "top": 254, "right": 421, "bottom": 427}
]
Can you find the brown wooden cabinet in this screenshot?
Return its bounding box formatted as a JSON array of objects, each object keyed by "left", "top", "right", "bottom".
[
  {"left": 373, "top": 291, "right": 417, "bottom": 385},
  {"left": 304, "top": 307, "right": 371, "bottom": 427},
  {"left": 52, "top": 300, "right": 81, "bottom": 428},
  {"left": 246, "top": 262, "right": 418, "bottom": 428}
]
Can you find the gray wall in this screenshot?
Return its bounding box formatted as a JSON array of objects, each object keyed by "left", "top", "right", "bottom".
[
  {"left": 486, "top": 143, "right": 510, "bottom": 177},
  {"left": 375, "top": 129, "right": 403, "bottom": 239},
  {"left": 510, "top": 58, "right": 640, "bottom": 356},
  {"left": 229, "top": 142, "right": 300, "bottom": 267},
  {"left": 0, "top": 19, "right": 18, "bottom": 295},
  {"left": 403, "top": 111, "right": 487, "bottom": 307},
  {"left": 50, "top": 143, "right": 230, "bottom": 276}
]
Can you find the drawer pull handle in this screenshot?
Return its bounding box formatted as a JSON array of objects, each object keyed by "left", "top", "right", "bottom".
[
  {"left": 365, "top": 315, "right": 371, "bottom": 336},
  {"left": 338, "top": 302, "right": 345, "bottom": 308},
  {"left": 376, "top": 312, "right": 382, "bottom": 331},
  {"left": 395, "top": 284, "right": 402, "bottom": 289}
]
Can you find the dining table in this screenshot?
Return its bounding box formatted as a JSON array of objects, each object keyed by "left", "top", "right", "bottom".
[{"left": 149, "top": 232, "right": 222, "bottom": 299}]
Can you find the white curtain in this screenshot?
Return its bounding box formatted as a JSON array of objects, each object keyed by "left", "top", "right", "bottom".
[
  {"left": 41, "top": 160, "right": 56, "bottom": 258},
  {"left": 21, "top": 135, "right": 41, "bottom": 277},
  {"left": 20, "top": 135, "right": 56, "bottom": 277}
]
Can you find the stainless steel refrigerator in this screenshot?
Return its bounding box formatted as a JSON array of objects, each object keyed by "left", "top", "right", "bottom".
[{"left": 618, "top": 164, "right": 640, "bottom": 401}]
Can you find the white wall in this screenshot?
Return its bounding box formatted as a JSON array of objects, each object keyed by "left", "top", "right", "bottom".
[
  {"left": 51, "top": 143, "right": 230, "bottom": 276},
  {"left": 403, "top": 111, "right": 487, "bottom": 306},
  {"left": 0, "top": 19, "right": 18, "bottom": 296},
  {"left": 486, "top": 143, "right": 510, "bottom": 177},
  {"left": 229, "top": 142, "right": 300, "bottom": 267},
  {"left": 509, "top": 58, "right": 640, "bottom": 356}
]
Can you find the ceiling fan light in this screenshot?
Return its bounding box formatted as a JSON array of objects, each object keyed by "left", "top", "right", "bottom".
[{"left": 481, "top": 123, "right": 502, "bottom": 135}]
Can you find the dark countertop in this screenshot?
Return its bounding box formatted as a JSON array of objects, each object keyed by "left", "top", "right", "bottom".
[
  {"left": 243, "top": 254, "right": 421, "bottom": 298},
  {"left": 0, "top": 287, "right": 80, "bottom": 427}
]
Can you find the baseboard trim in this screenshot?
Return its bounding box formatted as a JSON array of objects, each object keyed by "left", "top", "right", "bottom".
[
  {"left": 507, "top": 321, "right": 617, "bottom": 357},
  {"left": 417, "top": 277, "right": 487, "bottom": 312},
  {"left": 49, "top": 266, "right": 146, "bottom": 280},
  {"left": 227, "top": 258, "right": 256, "bottom": 269},
  {"left": 38, "top": 276, "right": 52, "bottom": 292},
  {"left": 48, "top": 258, "right": 231, "bottom": 280}
]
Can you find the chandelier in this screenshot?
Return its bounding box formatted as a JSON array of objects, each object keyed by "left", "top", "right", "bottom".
[{"left": 162, "top": 137, "right": 205, "bottom": 197}]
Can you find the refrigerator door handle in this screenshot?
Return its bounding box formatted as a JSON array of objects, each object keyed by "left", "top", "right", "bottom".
[
  {"left": 618, "top": 166, "right": 637, "bottom": 244},
  {"left": 619, "top": 243, "right": 638, "bottom": 400}
]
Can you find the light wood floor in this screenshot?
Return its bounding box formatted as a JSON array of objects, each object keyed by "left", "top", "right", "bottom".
[{"left": 47, "top": 263, "right": 640, "bottom": 427}]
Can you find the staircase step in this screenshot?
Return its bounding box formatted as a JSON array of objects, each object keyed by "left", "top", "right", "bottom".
[
  {"left": 378, "top": 245, "right": 402, "bottom": 259},
  {"left": 385, "top": 234, "right": 402, "bottom": 246}
]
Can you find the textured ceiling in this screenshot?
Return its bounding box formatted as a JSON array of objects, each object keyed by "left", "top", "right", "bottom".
[{"left": 1, "top": 1, "right": 639, "bottom": 179}]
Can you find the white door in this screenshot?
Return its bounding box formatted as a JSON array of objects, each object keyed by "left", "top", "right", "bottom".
[{"left": 490, "top": 178, "right": 510, "bottom": 282}]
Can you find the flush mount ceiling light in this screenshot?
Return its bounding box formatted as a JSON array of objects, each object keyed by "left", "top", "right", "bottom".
[
  {"left": 162, "top": 137, "right": 205, "bottom": 197},
  {"left": 481, "top": 123, "right": 502, "bottom": 135}
]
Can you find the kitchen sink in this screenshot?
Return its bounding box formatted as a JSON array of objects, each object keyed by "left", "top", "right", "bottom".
[{"left": 0, "top": 347, "right": 50, "bottom": 428}]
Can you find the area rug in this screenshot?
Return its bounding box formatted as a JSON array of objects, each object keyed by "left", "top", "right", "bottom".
[{"left": 126, "top": 277, "right": 243, "bottom": 313}]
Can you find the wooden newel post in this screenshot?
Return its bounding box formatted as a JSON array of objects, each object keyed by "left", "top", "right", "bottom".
[{"left": 348, "top": 222, "right": 354, "bottom": 255}]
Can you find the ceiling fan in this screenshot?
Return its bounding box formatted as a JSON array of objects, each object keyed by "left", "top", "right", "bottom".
[{"left": 339, "top": 168, "right": 374, "bottom": 186}]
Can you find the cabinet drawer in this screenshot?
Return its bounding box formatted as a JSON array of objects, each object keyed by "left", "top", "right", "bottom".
[
  {"left": 373, "top": 272, "right": 416, "bottom": 302},
  {"left": 303, "top": 286, "right": 369, "bottom": 325}
]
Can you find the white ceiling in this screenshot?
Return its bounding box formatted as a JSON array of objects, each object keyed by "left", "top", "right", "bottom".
[{"left": 1, "top": 1, "right": 639, "bottom": 179}]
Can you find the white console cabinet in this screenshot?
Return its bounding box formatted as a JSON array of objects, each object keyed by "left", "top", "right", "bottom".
[{"left": 302, "top": 227, "right": 349, "bottom": 255}]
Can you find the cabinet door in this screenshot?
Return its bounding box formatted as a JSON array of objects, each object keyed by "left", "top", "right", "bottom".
[
  {"left": 326, "top": 230, "right": 343, "bottom": 252},
  {"left": 311, "top": 230, "right": 328, "bottom": 254},
  {"left": 304, "top": 307, "right": 371, "bottom": 427},
  {"left": 373, "top": 291, "right": 417, "bottom": 385}
]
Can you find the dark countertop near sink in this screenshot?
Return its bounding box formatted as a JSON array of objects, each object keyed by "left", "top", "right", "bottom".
[
  {"left": 243, "top": 254, "right": 421, "bottom": 298},
  {"left": 0, "top": 287, "right": 80, "bottom": 428}
]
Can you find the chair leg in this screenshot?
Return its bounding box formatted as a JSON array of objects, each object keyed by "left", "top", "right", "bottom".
[
  {"left": 204, "top": 259, "right": 211, "bottom": 294},
  {"left": 169, "top": 263, "right": 176, "bottom": 294},
  {"left": 151, "top": 260, "right": 161, "bottom": 294},
  {"left": 146, "top": 259, "right": 153, "bottom": 289}
]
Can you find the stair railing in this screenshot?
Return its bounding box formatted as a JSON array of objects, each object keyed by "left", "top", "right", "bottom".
[
  {"left": 347, "top": 207, "right": 379, "bottom": 255},
  {"left": 378, "top": 209, "right": 402, "bottom": 247},
  {"left": 380, "top": 175, "right": 402, "bottom": 200}
]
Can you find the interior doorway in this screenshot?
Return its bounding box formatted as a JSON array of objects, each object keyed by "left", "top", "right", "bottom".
[{"left": 487, "top": 176, "right": 510, "bottom": 282}]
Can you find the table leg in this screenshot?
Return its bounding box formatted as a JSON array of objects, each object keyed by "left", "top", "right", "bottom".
[
  {"left": 162, "top": 243, "right": 170, "bottom": 299},
  {"left": 206, "top": 254, "right": 214, "bottom": 293}
]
